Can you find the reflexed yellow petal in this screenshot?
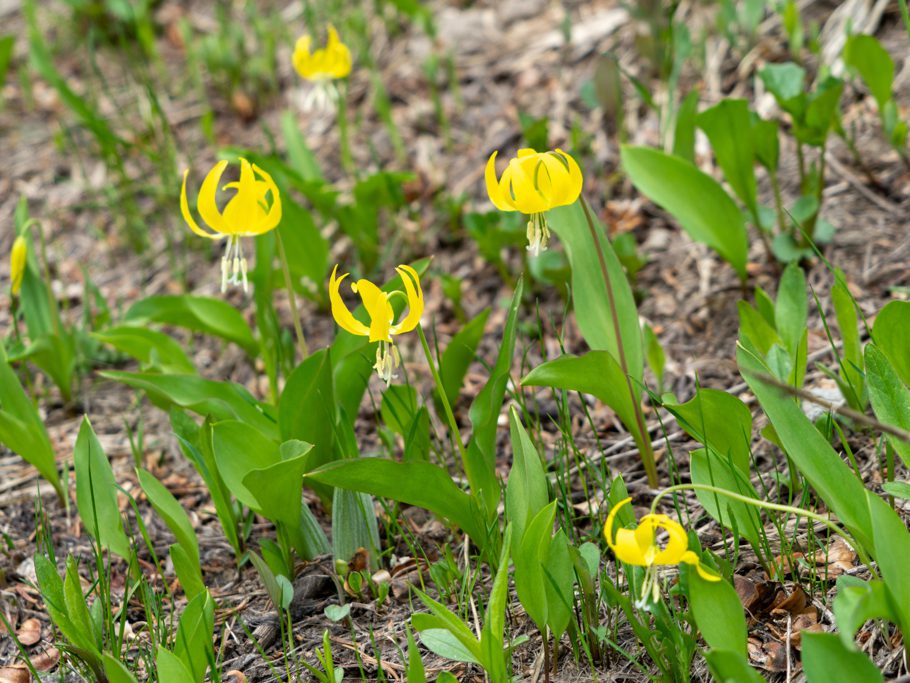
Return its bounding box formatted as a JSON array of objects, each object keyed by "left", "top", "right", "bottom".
[
  {"left": 633, "top": 519, "right": 658, "bottom": 564},
  {"left": 246, "top": 163, "right": 282, "bottom": 235},
  {"left": 554, "top": 148, "right": 583, "bottom": 206},
  {"left": 605, "top": 497, "right": 649, "bottom": 565},
  {"left": 10, "top": 235, "right": 26, "bottom": 296},
  {"left": 354, "top": 278, "right": 393, "bottom": 343},
  {"left": 646, "top": 514, "right": 689, "bottom": 565},
  {"left": 508, "top": 156, "right": 548, "bottom": 214},
  {"left": 390, "top": 264, "right": 424, "bottom": 335},
  {"left": 329, "top": 265, "right": 370, "bottom": 337},
  {"left": 181, "top": 169, "right": 221, "bottom": 240},
  {"left": 325, "top": 25, "right": 352, "bottom": 78},
  {"left": 680, "top": 551, "right": 721, "bottom": 581},
  {"left": 197, "top": 161, "right": 229, "bottom": 235},
  {"left": 539, "top": 153, "right": 572, "bottom": 206},
  {"left": 221, "top": 159, "right": 267, "bottom": 233},
  {"left": 293, "top": 35, "right": 314, "bottom": 78},
  {"left": 485, "top": 152, "right": 516, "bottom": 212}
]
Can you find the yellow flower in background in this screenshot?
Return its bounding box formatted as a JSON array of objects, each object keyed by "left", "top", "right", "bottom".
[
  {"left": 180, "top": 159, "right": 281, "bottom": 293},
  {"left": 10, "top": 235, "right": 26, "bottom": 297},
  {"left": 329, "top": 264, "right": 424, "bottom": 384},
  {"left": 485, "top": 148, "right": 583, "bottom": 256},
  {"left": 604, "top": 497, "right": 719, "bottom": 606},
  {"left": 293, "top": 25, "right": 352, "bottom": 110}
]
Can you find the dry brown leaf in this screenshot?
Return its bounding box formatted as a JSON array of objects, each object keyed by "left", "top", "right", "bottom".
[
  {"left": 29, "top": 648, "right": 59, "bottom": 673},
  {"left": 223, "top": 670, "right": 247, "bottom": 683},
  {"left": 0, "top": 667, "right": 29, "bottom": 683},
  {"left": 16, "top": 618, "right": 41, "bottom": 646},
  {"left": 811, "top": 537, "right": 857, "bottom": 576}
]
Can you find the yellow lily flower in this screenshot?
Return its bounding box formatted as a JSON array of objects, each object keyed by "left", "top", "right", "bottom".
[
  {"left": 329, "top": 264, "right": 424, "bottom": 384},
  {"left": 10, "top": 235, "right": 26, "bottom": 297},
  {"left": 180, "top": 159, "right": 281, "bottom": 293},
  {"left": 485, "top": 148, "right": 583, "bottom": 256},
  {"left": 293, "top": 25, "right": 352, "bottom": 110},
  {"left": 604, "top": 497, "right": 719, "bottom": 606}
]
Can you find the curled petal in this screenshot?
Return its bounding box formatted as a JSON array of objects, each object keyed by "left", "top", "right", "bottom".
[
  {"left": 604, "top": 498, "right": 650, "bottom": 566},
  {"left": 354, "top": 278, "right": 393, "bottom": 343},
  {"left": 680, "top": 550, "right": 721, "bottom": 581},
  {"left": 644, "top": 514, "right": 689, "bottom": 565},
  {"left": 248, "top": 163, "right": 282, "bottom": 235},
  {"left": 197, "top": 161, "right": 229, "bottom": 235},
  {"left": 507, "top": 155, "right": 549, "bottom": 214},
  {"left": 10, "top": 235, "right": 27, "bottom": 296},
  {"left": 329, "top": 265, "right": 370, "bottom": 337},
  {"left": 485, "top": 152, "right": 516, "bottom": 212},
  {"left": 181, "top": 169, "right": 221, "bottom": 239},
  {"left": 554, "top": 149, "right": 584, "bottom": 206},
  {"left": 325, "top": 25, "right": 352, "bottom": 78},
  {"left": 390, "top": 264, "right": 424, "bottom": 335},
  {"left": 221, "top": 159, "right": 267, "bottom": 232}
]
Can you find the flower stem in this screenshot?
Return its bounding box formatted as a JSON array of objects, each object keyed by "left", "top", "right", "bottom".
[
  {"left": 579, "top": 198, "right": 658, "bottom": 486},
  {"left": 416, "top": 325, "right": 470, "bottom": 474},
  {"left": 274, "top": 229, "right": 308, "bottom": 360},
  {"left": 651, "top": 483, "right": 876, "bottom": 576}
]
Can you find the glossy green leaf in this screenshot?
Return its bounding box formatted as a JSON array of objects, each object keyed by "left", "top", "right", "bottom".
[
  {"left": 621, "top": 145, "right": 748, "bottom": 279},
  {"left": 832, "top": 576, "right": 895, "bottom": 649},
  {"left": 696, "top": 99, "right": 758, "bottom": 215},
  {"left": 664, "top": 388, "right": 752, "bottom": 474},
  {"left": 688, "top": 567, "right": 747, "bottom": 657},
  {"left": 844, "top": 34, "right": 894, "bottom": 110},
  {"left": 759, "top": 62, "right": 806, "bottom": 111},
  {"left": 74, "top": 417, "right": 131, "bottom": 560},
  {"left": 124, "top": 295, "right": 257, "bottom": 356},
  {"left": 306, "top": 458, "right": 485, "bottom": 544},
  {"left": 775, "top": 262, "right": 807, "bottom": 358},
  {"left": 832, "top": 276, "right": 864, "bottom": 408},
  {"left": 704, "top": 650, "right": 765, "bottom": 683},
  {"left": 751, "top": 115, "right": 780, "bottom": 172},
  {"left": 801, "top": 632, "right": 883, "bottom": 683},
  {"left": 872, "top": 301, "right": 910, "bottom": 386},
  {"left": 172, "top": 591, "right": 214, "bottom": 683},
  {"left": 155, "top": 647, "right": 195, "bottom": 683},
  {"left": 332, "top": 487, "right": 380, "bottom": 570},
  {"left": 380, "top": 384, "right": 418, "bottom": 436},
  {"left": 102, "top": 655, "right": 139, "bottom": 683},
  {"left": 868, "top": 492, "right": 910, "bottom": 633},
  {"left": 865, "top": 343, "right": 910, "bottom": 468},
  {"left": 438, "top": 308, "right": 490, "bottom": 409},
  {"left": 505, "top": 407, "right": 549, "bottom": 552},
  {"left": 93, "top": 325, "right": 195, "bottom": 373}
]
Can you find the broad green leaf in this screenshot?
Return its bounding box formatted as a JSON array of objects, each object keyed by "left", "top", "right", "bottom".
[
  {"left": 102, "top": 371, "right": 277, "bottom": 440},
  {"left": 872, "top": 300, "right": 910, "bottom": 386},
  {"left": 643, "top": 323, "right": 665, "bottom": 390},
  {"left": 513, "top": 502, "right": 557, "bottom": 632},
  {"left": 621, "top": 146, "right": 748, "bottom": 279},
  {"left": 281, "top": 110, "right": 324, "bottom": 181},
  {"left": 505, "top": 408, "right": 549, "bottom": 552},
  {"left": 799, "top": 77, "right": 844, "bottom": 147},
  {"left": 737, "top": 345, "right": 874, "bottom": 551},
  {"left": 155, "top": 647, "right": 195, "bottom": 683},
  {"left": 832, "top": 576, "right": 895, "bottom": 649},
  {"left": 704, "top": 650, "right": 765, "bottom": 683},
  {"left": 35, "top": 554, "right": 101, "bottom": 662},
  {"left": 664, "top": 388, "right": 752, "bottom": 474},
  {"left": 93, "top": 325, "right": 195, "bottom": 373},
  {"left": 801, "top": 632, "right": 883, "bottom": 683},
  {"left": 737, "top": 301, "right": 781, "bottom": 356},
  {"left": 688, "top": 567, "right": 747, "bottom": 657},
  {"left": 547, "top": 202, "right": 643, "bottom": 380},
  {"left": 278, "top": 349, "right": 336, "bottom": 502},
  {"left": 413, "top": 591, "right": 483, "bottom": 663},
  {"left": 759, "top": 62, "right": 806, "bottom": 111},
  {"left": 306, "top": 458, "right": 485, "bottom": 544},
  {"left": 275, "top": 196, "right": 329, "bottom": 301},
  {"left": 124, "top": 295, "right": 257, "bottom": 356},
  {"left": 63, "top": 556, "right": 100, "bottom": 654},
  {"left": 868, "top": 493, "right": 910, "bottom": 633},
  {"left": 844, "top": 34, "right": 894, "bottom": 110},
  {"left": 332, "top": 488, "right": 380, "bottom": 570},
  {"left": 465, "top": 279, "right": 523, "bottom": 521},
  {"left": 0, "top": 35, "right": 14, "bottom": 92},
  {"left": 412, "top": 624, "right": 479, "bottom": 664},
  {"left": 522, "top": 351, "right": 647, "bottom": 466},
  {"left": 672, "top": 90, "right": 699, "bottom": 164},
  {"left": 172, "top": 591, "right": 214, "bottom": 683},
  {"left": 543, "top": 528, "right": 575, "bottom": 638},
  {"left": 102, "top": 655, "right": 139, "bottom": 683},
  {"left": 832, "top": 276, "right": 864, "bottom": 408},
  {"left": 74, "top": 417, "right": 131, "bottom": 560},
  {"left": 380, "top": 384, "right": 418, "bottom": 436},
  {"left": 751, "top": 115, "right": 779, "bottom": 172},
  {"left": 479, "top": 525, "right": 512, "bottom": 679},
  {"left": 775, "top": 262, "right": 807, "bottom": 358},
  {"left": 0, "top": 345, "right": 63, "bottom": 499},
  {"left": 865, "top": 344, "right": 910, "bottom": 468},
  {"left": 883, "top": 480, "right": 910, "bottom": 500},
  {"left": 405, "top": 625, "right": 427, "bottom": 683},
  {"left": 11, "top": 332, "right": 75, "bottom": 401},
  {"left": 438, "top": 308, "right": 490, "bottom": 409},
  {"left": 696, "top": 99, "right": 758, "bottom": 215}
]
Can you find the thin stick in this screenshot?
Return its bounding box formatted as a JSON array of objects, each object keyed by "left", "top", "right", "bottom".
[{"left": 274, "top": 229, "right": 308, "bottom": 360}]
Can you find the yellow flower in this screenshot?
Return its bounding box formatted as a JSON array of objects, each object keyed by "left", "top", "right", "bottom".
[
  {"left": 329, "top": 264, "right": 423, "bottom": 384},
  {"left": 10, "top": 235, "right": 26, "bottom": 297},
  {"left": 604, "top": 497, "right": 719, "bottom": 606},
  {"left": 485, "top": 148, "right": 583, "bottom": 256},
  {"left": 293, "top": 25, "right": 351, "bottom": 110},
  {"left": 180, "top": 159, "right": 281, "bottom": 293}
]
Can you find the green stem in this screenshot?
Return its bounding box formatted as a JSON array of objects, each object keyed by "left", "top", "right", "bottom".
[
  {"left": 274, "top": 229, "right": 308, "bottom": 361},
  {"left": 651, "top": 483, "right": 877, "bottom": 576},
  {"left": 579, "top": 198, "right": 658, "bottom": 486},
  {"left": 416, "top": 324, "right": 470, "bottom": 473},
  {"left": 770, "top": 170, "right": 787, "bottom": 238}
]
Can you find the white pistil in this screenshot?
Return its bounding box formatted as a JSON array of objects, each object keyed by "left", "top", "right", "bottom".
[
  {"left": 526, "top": 213, "right": 550, "bottom": 257},
  {"left": 373, "top": 341, "right": 400, "bottom": 386},
  {"left": 221, "top": 236, "right": 249, "bottom": 293}
]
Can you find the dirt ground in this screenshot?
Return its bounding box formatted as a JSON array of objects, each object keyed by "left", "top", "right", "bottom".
[{"left": 2, "top": 0, "right": 910, "bottom": 680}]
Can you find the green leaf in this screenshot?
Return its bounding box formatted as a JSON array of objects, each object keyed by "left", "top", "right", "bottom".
[
  {"left": 547, "top": 202, "right": 643, "bottom": 379},
  {"left": 801, "top": 632, "right": 883, "bottom": 683},
  {"left": 0, "top": 35, "right": 14, "bottom": 92},
  {"left": 505, "top": 408, "right": 549, "bottom": 552},
  {"left": 704, "top": 650, "right": 765, "bottom": 683},
  {"left": 172, "top": 591, "right": 214, "bottom": 683},
  {"left": 405, "top": 625, "right": 427, "bottom": 683},
  {"left": 74, "top": 417, "right": 131, "bottom": 560},
  {"left": 278, "top": 349, "right": 336, "bottom": 502},
  {"left": 664, "top": 388, "right": 752, "bottom": 474},
  {"left": 102, "top": 371, "right": 277, "bottom": 440},
  {"left": 522, "top": 352, "right": 648, "bottom": 466},
  {"left": 643, "top": 323, "right": 665, "bottom": 390},
  {"left": 751, "top": 115, "right": 780, "bottom": 172},
  {"left": 872, "top": 301, "right": 910, "bottom": 386},
  {"left": 281, "top": 110, "right": 323, "bottom": 181},
  {"left": 276, "top": 197, "right": 329, "bottom": 301},
  {"left": 332, "top": 488, "right": 380, "bottom": 570},
  {"left": 306, "top": 459, "right": 486, "bottom": 544},
  {"left": 696, "top": 99, "right": 758, "bottom": 215},
  {"left": 688, "top": 568, "right": 747, "bottom": 657},
  {"left": 0, "top": 345, "right": 63, "bottom": 499},
  {"left": 832, "top": 276, "right": 864, "bottom": 408},
  {"left": 412, "top": 592, "right": 483, "bottom": 664},
  {"left": 868, "top": 492, "right": 910, "bottom": 633},
  {"left": 672, "top": 90, "right": 699, "bottom": 164},
  {"left": 513, "top": 502, "right": 556, "bottom": 632},
  {"left": 412, "top": 624, "right": 479, "bottom": 664},
  {"left": 759, "top": 62, "right": 806, "bottom": 110},
  {"left": 155, "top": 647, "right": 195, "bottom": 683},
  {"left": 844, "top": 34, "right": 894, "bottom": 110},
  {"left": 865, "top": 343, "right": 910, "bottom": 468},
  {"left": 102, "top": 655, "right": 139, "bottom": 683},
  {"left": 124, "top": 295, "right": 257, "bottom": 356},
  {"left": 737, "top": 344, "right": 874, "bottom": 551},
  {"left": 621, "top": 146, "right": 748, "bottom": 279},
  {"left": 438, "top": 309, "right": 490, "bottom": 409},
  {"left": 380, "top": 384, "right": 418, "bottom": 436},
  {"left": 775, "top": 262, "right": 807, "bottom": 358},
  {"left": 93, "top": 325, "right": 196, "bottom": 373},
  {"left": 832, "top": 576, "right": 895, "bottom": 648},
  {"left": 35, "top": 555, "right": 101, "bottom": 662},
  {"left": 883, "top": 480, "right": 910, "bottom": 500}
]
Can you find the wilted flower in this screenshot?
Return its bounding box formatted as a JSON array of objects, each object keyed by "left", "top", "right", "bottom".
[
  {"left": 10, "top": 235, "right": 26, "bottom": 297},
  {"left": 293, "top": 25, "right": 352, "bottom": 111},
  {"left": 180, "top": 159, "right": 281, "bottom": 293},
  {"left": 604, "top": 497, "right": 719, "bottom": 607},
  {"left": 485, "top": 148, "right": 583, "bottom": 256},
  {"left": 329, "top": 264, "right": 423, "bottom": 384}
]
